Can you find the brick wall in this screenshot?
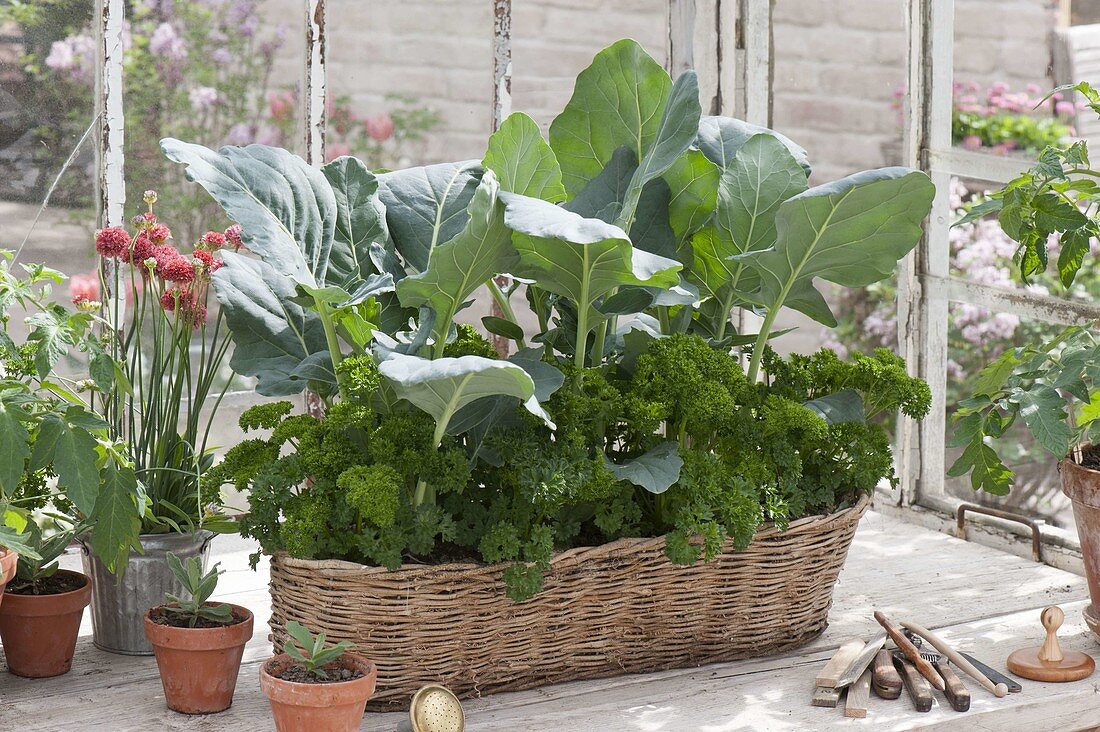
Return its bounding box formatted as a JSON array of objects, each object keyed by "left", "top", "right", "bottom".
[
  {"left": 774, "top": 0, "right": 1060, "bottom": 182},
  {"left": 263, "top": 0, "right": 1058, "bottom": 180}
]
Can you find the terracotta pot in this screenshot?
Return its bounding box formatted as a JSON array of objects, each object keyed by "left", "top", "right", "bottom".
[
  {"left": 0, "top": 550, "right": 16, "bottom": 610},
  {"left": 0, "top": 570, "right": 92, "bottom": 678},
  {"left": 1062, "top": 455, "right": 1100, "bottom": 639},
  {"left": 143, "top": 603, "right": 254, "bottom": 714},
  {"left": 259, "top": 652, "right": 377, "bottom": 732}
]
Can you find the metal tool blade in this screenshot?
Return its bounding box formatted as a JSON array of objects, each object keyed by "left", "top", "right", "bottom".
[{"left": 958, "top": 652, "right": 1022, "bottom": 693}]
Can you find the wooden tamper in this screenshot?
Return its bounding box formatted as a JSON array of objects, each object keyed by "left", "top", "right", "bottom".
[{"left": 1006, "top": 606, "right": 1096, "bottom": 682}]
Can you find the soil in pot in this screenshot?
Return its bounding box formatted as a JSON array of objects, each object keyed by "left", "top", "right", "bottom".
[
  {"left": 0, "top": 569, "right": 92, "bottom": 678},
  {"left": 144, "top": 603, "right": 254, "bottom": 715},
  {"left": 260, "top": 653, "right": 377, "bottom": 732}
]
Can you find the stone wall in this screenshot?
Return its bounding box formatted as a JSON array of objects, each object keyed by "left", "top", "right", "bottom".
[{"left": 265, "top": 0, "right": 1060, "bottom": 180}]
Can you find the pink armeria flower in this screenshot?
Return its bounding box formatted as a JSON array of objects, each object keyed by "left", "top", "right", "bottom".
[
  {"left": 149, "top": 223, "right": 172, "bottom": 244},
  {"left": 961, "top": 135, "right": 982, "bottom": 151},
  {"left": 224, "top": 224, "right": 243, "bottom": 249},
  {"left": 268, "top": 90, "right": 295, "bottom": 121},
  {"left": 124, "top": 233, "right": 156, "bottom": 266},
  {"left": 160, "top": 289, "right": 180, "bottom": 312},
  {"left": 1056, "top": 100, "right": 1077, "bottom": 118},
  {"left": 95, "top": 227, "right": 131, "bottom": 258},
  {"left": 199, "top": 231, "right": 226, "bottom": 249},
  {"left": 160, "top": 257, "right": 196, "bottom": 283}
]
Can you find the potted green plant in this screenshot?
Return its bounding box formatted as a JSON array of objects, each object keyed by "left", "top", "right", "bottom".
[
  {"left": 259, "top": 621, "right": 377, "bottom": 732},
  {"left": 80, "top": 191, "right": 237, "bottom": 655},
  {"left": 169, "top": 39, "right": 934, "bottom": 706},
  {"left": 0, "top": 250, "right": 136, "bottom": 618},
  {"left": 144, "top": 553, "right": 253, "bottom": 714},
  {"left": 950, "top": 80, "right": 1100, "bottom": 639},
  {"left": 0, "top": 521, "right": 91, "bottom": 678}
]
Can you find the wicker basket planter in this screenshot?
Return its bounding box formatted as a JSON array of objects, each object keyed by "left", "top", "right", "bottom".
[{"left": 268, "top": 494, "right": 870, "bottom": 709}]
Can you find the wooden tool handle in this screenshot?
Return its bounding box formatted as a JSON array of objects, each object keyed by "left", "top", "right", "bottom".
[
  {"left": 936, "top": 661, "right": 971, "bottom": 712},
  {"left": 874, "top": 611, "right": 945, "bottom": 691},
  {"left": 895, "top": 657, "right": 933, "bottom": 713},
  {"left": 900, "top": 619, "right": 1009, "bottom": 698},
  {"left": 872, "top": 649, "right": 902, "bottom": 700}
]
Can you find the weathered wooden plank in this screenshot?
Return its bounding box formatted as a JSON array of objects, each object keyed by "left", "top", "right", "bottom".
[
  {"left": 2, "top": 516, "right": 1089, "bottom": 731},
  {"left": 815, "top": 639, "right": 864, "bottom": 687},
  {"left": 844, "top": 669, "right": 872, "bottom": 718}
]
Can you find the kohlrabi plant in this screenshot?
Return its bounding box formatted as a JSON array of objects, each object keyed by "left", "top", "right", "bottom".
[
  {"left": 283, "top": 620, "right": 354, "bottom": 680},
  {"left": 174, "top": 39, "right": 934, "bottom": 600},
  {"left": 160, "top": 552, "right": 234, "bottom": 627}
]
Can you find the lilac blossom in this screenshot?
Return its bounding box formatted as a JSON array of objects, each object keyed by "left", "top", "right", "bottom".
[
  {"left": 188, "top": 86, "right": 220, "bottom": 110},
  {"left": 149, "top": 23, "right": 187, "bottom": 61},
  {"left": 45, "top": 33, "right": 96, "bottom": 84}
]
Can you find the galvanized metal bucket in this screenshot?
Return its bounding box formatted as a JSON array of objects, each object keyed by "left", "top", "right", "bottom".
[{"left": 80, "top": 530, "right": 214, "bottom": 655}]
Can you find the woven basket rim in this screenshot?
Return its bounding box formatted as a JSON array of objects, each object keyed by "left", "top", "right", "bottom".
[{"left": 272, "top": 492, "right": 871, "bottom": 574}]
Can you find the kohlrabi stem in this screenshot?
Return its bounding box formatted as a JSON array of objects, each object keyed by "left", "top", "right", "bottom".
[
  {"left": 486, "top": 279, "right": 527, "bottom": 349},
  {"left": 714, "top": 293, "right": 735, "bottom": 341},
  {"left": 574, "top": 308, "right": 590, "bottom": 368},
  {"left": 746, "top": 305, "right": 780, "bottom": 383},
  {"left": 316, "top": 300, "right": 345, "bottom": 391}
]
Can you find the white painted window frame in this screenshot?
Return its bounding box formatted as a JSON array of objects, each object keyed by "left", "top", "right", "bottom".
[{"left": 896, "top": 0, "right": 1091, "bottom": 558}]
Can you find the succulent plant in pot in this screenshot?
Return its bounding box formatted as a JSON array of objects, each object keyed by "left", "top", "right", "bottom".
[
  {"left": 259, "top": 621, "right": 377, "bottom": 732},
  {"left": 952, "top": 81, "right": 1100, "bottom": 639},
  {"left": 144, "top": 552, "right": 253, "bottom": 714},
  {"left": 0, "top": 522, "right": 91, "bottom": 678}
]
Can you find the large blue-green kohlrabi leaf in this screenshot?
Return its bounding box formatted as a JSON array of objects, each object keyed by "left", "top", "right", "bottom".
[
  {"left": 564, "top": 146, "right": 675, "bottom": 259},
  {"left": 618, "top": 71, "right": 702, "bottom": 228},
  {"left": 321, "top": 156, "right": 391, "bottom": 289},
  {"left": 212, "top": 252, "right": 333, "bottom": 396},
  {"left": 735, "top": 168, "right": 936, "bottom": 327},
  {"left": 395, "top": 171, "right": 518, "bottom": 353},
  {"left": 606, "top": 441, "right": 683, "bottom": 494},
  {"left": 664, "top": 148, "right": 720, "bottom": 249},
  {"left": 499, "top": 192, "right": 683, "bottom": 338},
  {"left": 688, "top": 134, "right": 809, "bottom": 305},
  {"left": 377, "top": 161, "right": 482, "bottom": 272},
  {"left": 696, "top": 116, "right": 811, "bottom": 175},
  {"left": 483, "top": 112, "right": 567, "bottom": 202},
  {"left": 378, "top": 352, "right": 553, "bottom": 441},
  {"left": 549, "top": 39, "right": 673, "bottom": 196},
  {"left": 161, "top": 139, "right": 335, "bottom": 286}
]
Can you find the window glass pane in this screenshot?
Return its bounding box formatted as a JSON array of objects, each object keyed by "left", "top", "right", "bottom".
[
  {"left": 0, "top": 0, "right": 98, "bottom": 374},
  {"left": 326, "top": 0, "right": 488, "bottom": 166}
]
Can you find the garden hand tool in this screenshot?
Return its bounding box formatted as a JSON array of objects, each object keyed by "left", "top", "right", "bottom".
[
  {"left": 874, "top": 611, "right": 945, "bottom": 691},
  {"left": 871, "top": 649, "right": 902, "bottom": 699},
  {"left": 934, "top": 659, "right": 971, "bottom": 712},
  {"left": 959, "top": 652, "right": 1021, "bottom": 693},
  {"left": 894, "top": 656, "right": 933, "bottom": 712},
  {"left": 1007, "top": 606, "right": 1096, "bottom": 682},
  {"left": 901, "top": 619, "right": 1009, "bottom": 697}
]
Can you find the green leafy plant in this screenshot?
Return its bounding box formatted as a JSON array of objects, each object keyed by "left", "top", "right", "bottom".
[
  {"left": 7, "top": 521, "right": 75, "bottom": 594},
  {"left": 952, "top": 82, "right": 1100, "bottom": 493},
  {"left": 180, "top": 39, "right": 933, "bottom": 601},
  {"left": 160, "top": 552, "right": 233, "bottom": 628},
  {"left": 0, "top": 250, "right": 138, "bottom": 570},
  {"left": 283, "top": 620, "right": 354, "bottom": 680}
]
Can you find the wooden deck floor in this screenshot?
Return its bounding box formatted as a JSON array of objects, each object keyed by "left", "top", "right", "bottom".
[{"left": 1, "top": 509, "right": 1097, "bottom": 731}]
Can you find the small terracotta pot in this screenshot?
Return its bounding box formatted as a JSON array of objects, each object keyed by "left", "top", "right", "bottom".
[
  {"left": 260, "top": 652, "right": 378, "bottom": 732},
  {"left": 0, "top": 570, "right": 92, "bottom": 677},
  {"left": 143, "top": 603, "right": 254, "bottom": 714},
  {"left": 0, "top": 550, "right": 17, "bottom": 610}
]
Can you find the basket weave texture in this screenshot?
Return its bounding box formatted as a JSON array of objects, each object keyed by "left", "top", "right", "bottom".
[{"left": 268, "top": 494, "right": 869, "bottom": 709}]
